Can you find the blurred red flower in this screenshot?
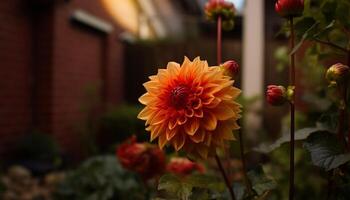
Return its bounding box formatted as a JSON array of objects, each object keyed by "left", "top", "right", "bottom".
[
  {"left": 166, "top": 157, "right": 205, "bottom": 176},
  {"left": 116, "top": 136, "right": 166, "bottom": 180},
  {"left": 275, "top": 0, "right": 304, "bottom": 18}
]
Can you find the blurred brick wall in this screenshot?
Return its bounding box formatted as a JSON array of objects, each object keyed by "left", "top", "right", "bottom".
[
  {"left": 0, "top": 0, "right": 33, "bottom": 158},
  {"left": 0, "top": 0, "right": 124, "bottom": 160}
]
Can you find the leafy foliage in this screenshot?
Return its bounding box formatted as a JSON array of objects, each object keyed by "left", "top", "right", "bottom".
[
  {"left": 157, "top": 173, "right": 225, "bottom": 200},
  {"left": 304, "top": 131, "right": 350, "bottom": 171},
  {"left": 233, "top": 166, "right": 276, "bottom": 200},
  {"left": 15, "top": 132, "right": 61, "bottom": 163},
  {"left": 99, "top": 105, "right": 147, "bottom": 144},
  {"left": 263, "top": 145, "right": 328, "bottom": 200},
  {"left": 54, "top": 156, "right": 142, "bottom": 200},
  {"left": 331, "top": 171, "right": 350, "bottom": 200},
  {"left": 254, "top": 126, "right": 329, "bottom": 153},
  {"left": 292, "top": 0, "right": 350, "bottom": 54}
]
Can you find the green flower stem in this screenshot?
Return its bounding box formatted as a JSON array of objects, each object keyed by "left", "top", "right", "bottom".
[
  {"left": 215, "top": 155, "right": 236, "bottom": 200},
  {"left": 289, "top": 16, "right": 296, "bottom": 200},
  {"left": 215, "top": 13, "right": 236, "bottom": 200},
  {"left": 217, "top": 15, "right": 222, "bottom": 65}
]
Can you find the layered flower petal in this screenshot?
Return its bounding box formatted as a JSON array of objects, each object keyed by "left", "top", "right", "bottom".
[{"left": 138, "top": 57, "right": 241, "bottom": 158}]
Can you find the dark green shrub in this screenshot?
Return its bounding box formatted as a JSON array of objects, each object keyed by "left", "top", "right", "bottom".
[
  {"left": 98, "top": 105, "right": 148, "bottom": 152},
  {"left": 12, "top": 132, "right": 62, "bottom": 174},
  {"left": 54, "top": 156, "right": 143, "bottom": 200}
]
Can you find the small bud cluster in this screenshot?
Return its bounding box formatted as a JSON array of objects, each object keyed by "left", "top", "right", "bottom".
[{"left": 205, "top": 0, "right": 236, "bottom": 31}]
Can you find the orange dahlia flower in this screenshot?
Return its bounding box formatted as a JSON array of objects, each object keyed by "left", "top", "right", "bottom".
[{"left": 138, "top": 57, "right": 241, "bottom": 158}]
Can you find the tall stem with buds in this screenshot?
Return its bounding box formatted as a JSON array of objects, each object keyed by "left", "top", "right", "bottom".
[
  {"left": 274, "top": 1, "right": 304, "bottom": 198},
  {"left": 215, "top": 14, "right": 236, "bottom": 200},
  {"left": 289, "top": 17, "right": 296, "bottom": 200}
]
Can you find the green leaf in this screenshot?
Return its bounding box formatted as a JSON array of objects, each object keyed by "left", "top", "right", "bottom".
[
  {"left": 312, "top": 20, "right": 335, "bottom": 38},
  {"left": 321, "top": 1, "right": 337, "bottom": 23},
  {"left": 158, "top": 174, "right": 182, "bottom": 194},
  {"left": 335, "top": 0, "right": 350, "bottom": 29},
  {"left": 233, "top": 166, "right": 276, "bottom": 200},
  {"left": 55, "top": 156, "right": 141, "bottom": 200},
  {"left": 248, "top": 166, "right": 277, "bottom": 196},
  {"left": 304, "top": 131, "right": 350, "bottom": 171},
  {"left": 186, "top": 174, "right": 225, "bottom": 192},
  {"left": 157, "top": 174, "right": 220, "bottom": 200},
  {"left": 178, "top": 183, "right": 193, "bottom": 200},
  {"left": 254, "top": 127, "right": 329, "bottom": 154},
  {"left": 190, "top": 188, "right": 209, "bottom": 200},
  {"left": 294, "top": 17, "right": 316, "bottom": 38},
  {"left": 290, "top": 22, "right": 319, "bottom": 56},
  {"left": 232, "top": 182, "right": 246, "bottom": 200}
]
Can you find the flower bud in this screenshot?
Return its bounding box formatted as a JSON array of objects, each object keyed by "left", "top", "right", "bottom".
[
  {"left": 326, "top": 63, "right": 350, "bottom": 86},
  {"left": 205, "top": 0, "right": 235, "bottom": 22},
  {"left": 166, "top": 157, "right": 205, "bottom": 176},
  {"left": 266, "top": 85, "right": 287, "bottom": 106},
  {"left": 275, "top": 0, "right": 304, "bottom": 18},
  {"left": 220, "top": 60, "right": 239, "bottom": 78}
]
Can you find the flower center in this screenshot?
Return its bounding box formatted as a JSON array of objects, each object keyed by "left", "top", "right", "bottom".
[{"left": 170, "top": 85, "right": 191, "bottom": 109}]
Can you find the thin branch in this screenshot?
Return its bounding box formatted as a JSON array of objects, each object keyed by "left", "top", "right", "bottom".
[{"left": 314, "top": 38, "right": 348, "bottom": 52}]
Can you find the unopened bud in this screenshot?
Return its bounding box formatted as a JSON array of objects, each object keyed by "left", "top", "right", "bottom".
[
  {"left": 266, "top": 85, "right": 287, "bottom": 106},
  {"left": 220, "top": 60, "right": 239, "bottom": 78},
  {"left": 326, "top": 63, "right": 350, "bottom": 86},
  {"left": 275, "top": 0, "right": 304, "bottom": 18}
]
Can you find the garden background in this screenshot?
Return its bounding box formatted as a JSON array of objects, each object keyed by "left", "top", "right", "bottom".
[{"left": 0, "top": 0, "right": 348, "bottom": 199}]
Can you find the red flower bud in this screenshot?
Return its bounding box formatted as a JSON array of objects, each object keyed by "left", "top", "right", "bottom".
[
  {"left": 266, "top": 85, "right": 287, "bottom": 106},
  {"left": 220, "top": 60, "right": 239, "bottom": 78},
  {"left": 205, "top": 0, "right": 235, "bottom": 22},
  {"left": 326, "top": 63, "right": 350, "bottom": 86},
  {"left": 116, "top": 136, "right": 166, "bottom": 180},
  {"left": 166, "top": 157, "right": 205, "bottom": 176},
  {"left": 275, "top": 0, "right": 304, "bottom": 18}
]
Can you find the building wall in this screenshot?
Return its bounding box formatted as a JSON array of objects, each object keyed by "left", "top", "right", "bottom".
[
  {"left": 0, "top": 0, "right": 124, "bottom": 160},
  {"left": 0, "top": 0, "right": 33, "bottom": 158}
]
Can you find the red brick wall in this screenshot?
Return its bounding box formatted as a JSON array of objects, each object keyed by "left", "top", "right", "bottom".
[
  {"left": 50, "top": 0, "right": 123, "bottom": 158},
  {"left": 0, "top": 0, "right": 124, "bottom": 159},
  {"left": 0, "top": 0, "right": 33, "bottom": 157}
]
